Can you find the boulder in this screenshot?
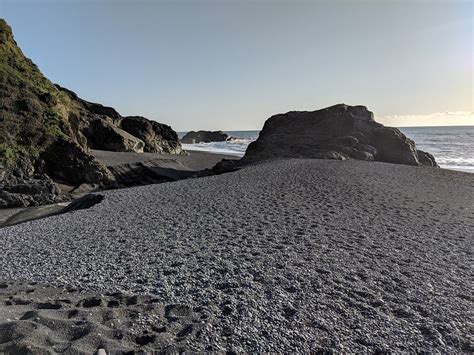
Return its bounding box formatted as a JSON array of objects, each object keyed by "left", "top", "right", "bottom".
[
  {"left": 418, "top": 150, "right": 438, "bottom": 167},
  {"left": 0, "top": 177, "right": 59, "bottom": 208},
  {"left": 82, "top": 118, "right": 145, "bottom": 153},
  {"left": 243, "top": 104, "right": 438, "bottom": 167},
  {"left": 119, "top": 116, "right": 183, "bottom": 154},
  {"left": 39, "top": 139, "right": 113, "bottom": 185},
  {"left": 181, "top": 130, "right": 229, "bottom": 144}
]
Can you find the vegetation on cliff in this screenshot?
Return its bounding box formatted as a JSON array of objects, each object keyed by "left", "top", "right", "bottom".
[
  {"left": 0, "top": 18, "right": 182, "bottom": 199},
  {"left": 0, "top": 19, "right": 71, "bottom": 168},
  {"left": 0, "top": 19, "right": 186, "bottom": 207}
]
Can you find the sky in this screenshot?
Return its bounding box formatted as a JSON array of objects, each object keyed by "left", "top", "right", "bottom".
[{"left": 1, "top": 0, "right": 472, "bottom": 131}]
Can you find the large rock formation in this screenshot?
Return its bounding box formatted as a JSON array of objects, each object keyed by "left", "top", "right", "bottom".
[
  {"left": 119, "top": 116, "right": 182, "bottom": 154},
  {"left": 181, "top": 130, "right": 229, "bottom": 144},
  {"left": 55, "top": 85, "right": 183, "bottom": 155},
  {"left": 0, "top": 19, "right": 112, "bottom": 207},
  {"left": 243, "top": 104, "right": 438, "bottom": 167},
  {"left": 81, "top": 117, "right": 145, "bottom": 153},
  {"left": 0, "top": 19, "right": 183, "bottom": 207}
]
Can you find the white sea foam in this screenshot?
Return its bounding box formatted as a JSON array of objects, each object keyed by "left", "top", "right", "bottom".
[
  {"left": 181, "top": 127, "right": 474, "bottom": 172},
  {"left": 181, "top": 131, "right": 258, "bottom": 157},
  {"left": 181, "top": 141, "right": 248, "bottom": 156}
]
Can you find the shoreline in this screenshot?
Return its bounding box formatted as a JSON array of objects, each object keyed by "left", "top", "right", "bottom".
[
  {"left": 180, "top": 126, "right": 474, "bottom": 174},
  {"left": 440, "top": 166, "right": 474, "bottom": 173},
  {"left": 183, "top": 147, "right": 474, "bottom": 173}
]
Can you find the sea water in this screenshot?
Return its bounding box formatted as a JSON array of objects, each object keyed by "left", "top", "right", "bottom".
[{"left": 180, "top": 126, "right": 474, "bottom": 173}]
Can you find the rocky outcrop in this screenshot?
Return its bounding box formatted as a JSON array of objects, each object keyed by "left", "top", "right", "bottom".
[
  {"left": 56, "top": 86, "right": 183, "bottom": 155},
  {"left": 82, "top": 118, "right": 145, "bottom": 153},
  {"left": 0, "top": 177, "right": 60, "bottom": 208},
  {"left": 39, "top": 140, "right": 112, "bottom": 185},
  {"left": 0, "top": 138, "right": 111, "bottom": 208},
  {"left": 243, "top": 104, "right": 438, "bottom": 167},
  {"left": 119, "top": 116, "right": 182, "bottom": 154},
  {"left": 55, "top": 85, "right": 121, "bottom": 119},
  {"left": 0, "top": 19, "right": 183, "bottom": 207},
  {"left": 181, "top": 130, "right": 229, "bottom": 144},
  {"left": 418, "top": 150, "right": 438, "bottom": 167}
]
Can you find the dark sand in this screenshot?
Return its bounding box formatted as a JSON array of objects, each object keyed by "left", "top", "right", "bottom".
[
  {"left": 1, "top": 159, "right": 473, "bottom": 353},
  {"left": 0, "top": 150, "right": 238, "bottom": 228},
  {"left": 0, "top": 282, "right": 210, "bottom": 353},
  {"left": 91, "top": 149, "right": 238, "bottom": 171}
]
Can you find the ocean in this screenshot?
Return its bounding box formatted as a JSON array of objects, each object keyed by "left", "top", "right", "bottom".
[{"left": 180, "top": 126, "right": 474, "bottom": 173}]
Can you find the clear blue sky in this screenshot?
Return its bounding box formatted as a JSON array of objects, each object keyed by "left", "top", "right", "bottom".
[{"left": 1, "top": 0, "right": 472, "bottom": 130}]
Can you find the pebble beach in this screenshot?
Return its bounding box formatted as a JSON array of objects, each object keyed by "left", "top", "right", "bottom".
[{"left": 1, "top": 159, "right": 472, "bottom": 353}]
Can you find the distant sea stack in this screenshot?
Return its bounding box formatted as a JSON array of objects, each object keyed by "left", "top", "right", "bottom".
[
  {"left": 181, "top": 130, "right": 230, "bottom": 144},
  {"left": 243, "top": 104, "right": 438, "bottom": 167},
  {"left": 0, "top": 19, "right": 182, "bottom": 207}
]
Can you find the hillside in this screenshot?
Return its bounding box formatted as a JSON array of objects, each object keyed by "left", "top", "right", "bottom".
[{"left": 0, "top": 19, "right": 182, "bottom": 207}]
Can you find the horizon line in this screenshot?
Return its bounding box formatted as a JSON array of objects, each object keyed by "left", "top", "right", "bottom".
[{"left": 177, "top": 124, "right": 474, "bottom": 132}]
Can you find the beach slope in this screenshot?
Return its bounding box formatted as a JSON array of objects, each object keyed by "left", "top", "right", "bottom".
[{"left": 0, "top": 159, "right": 472, "bottom": 352}]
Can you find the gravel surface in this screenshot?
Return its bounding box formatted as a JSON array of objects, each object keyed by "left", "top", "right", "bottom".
[{"left": 1, "top": 159, "right": 473, "bottom": 352}]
